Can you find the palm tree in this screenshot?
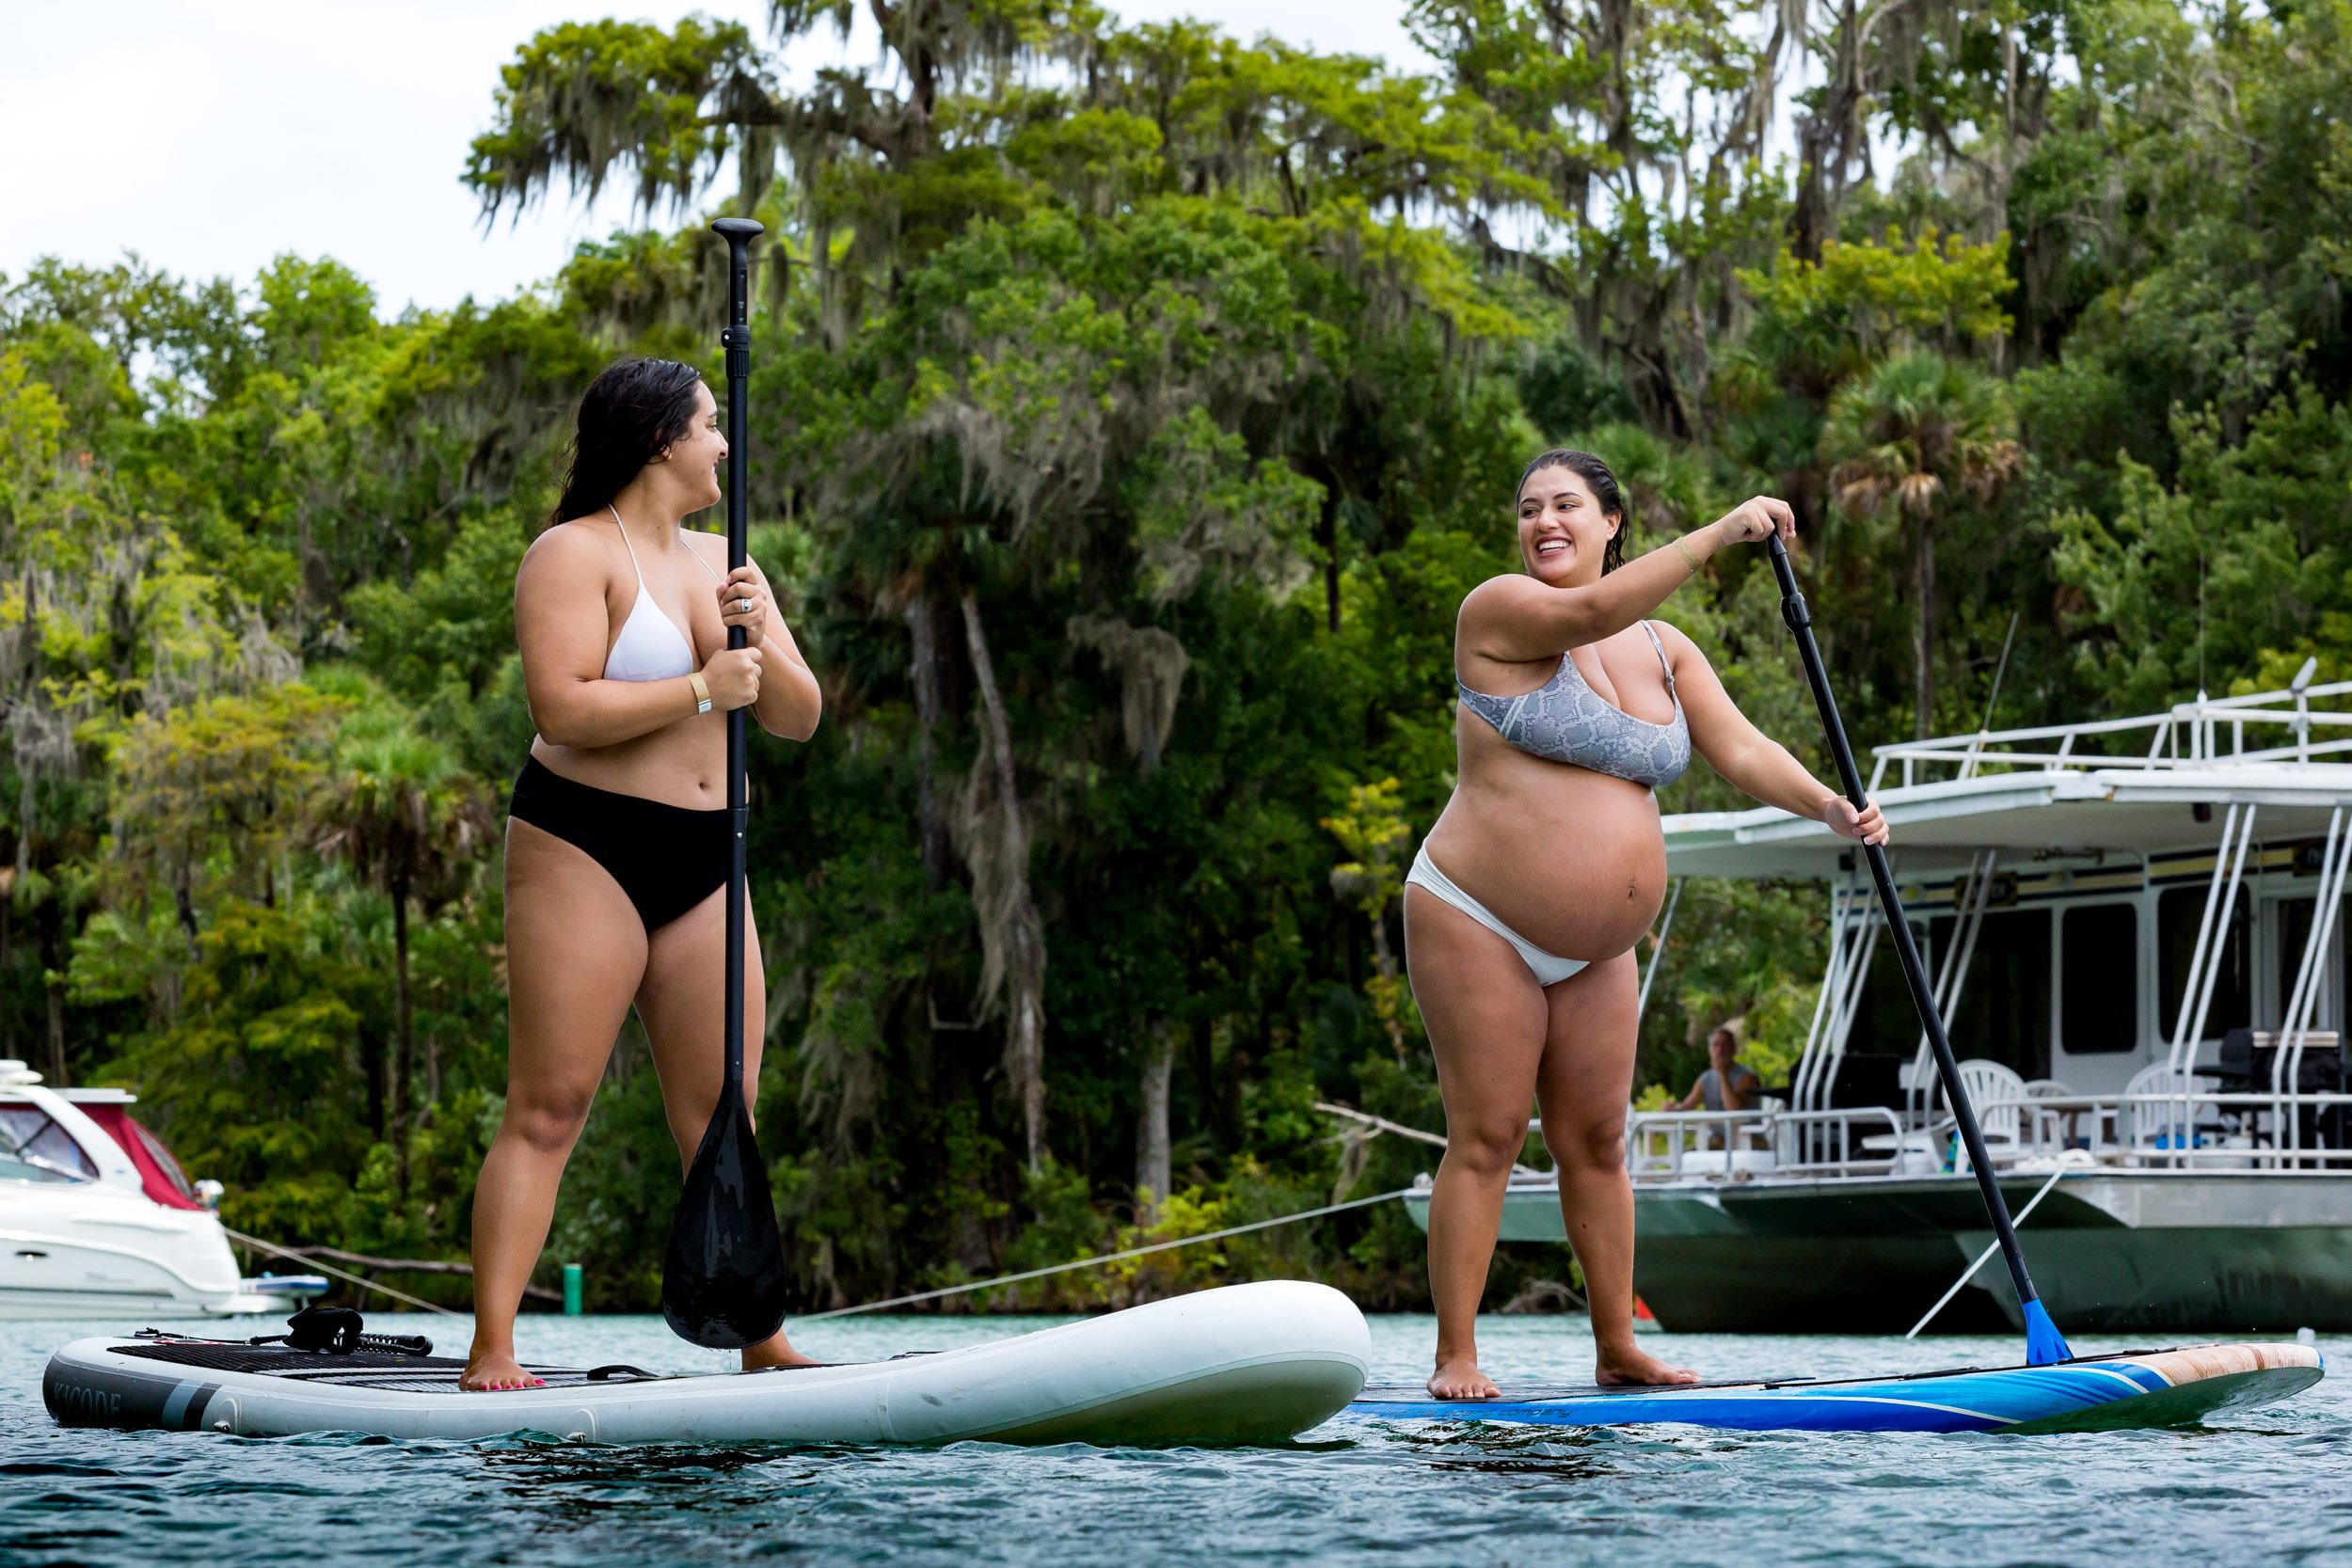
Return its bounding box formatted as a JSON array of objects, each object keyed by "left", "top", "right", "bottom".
[
  {"left": 316, "top": 710, "right": 493, "bottom": 1192},
  {"left": 1820, "top": 353, "right": 2021, "bottom": 736}
]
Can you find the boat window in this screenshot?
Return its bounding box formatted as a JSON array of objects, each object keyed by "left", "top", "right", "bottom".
[
  {"left": 2275, "top": 897, "right": 2343, "bottom": 1031},
  {"left": 1840, "top": 921, "right": 1931, "bottom": 1065},
  {"left": 2157, "top": 886, "right": 2252, "bottom": 1039},
  {"left": 0, "top": 1105, "right": 99, "bottom": 1183},
  {"left": 131, "top": 1118, "right": 199, "bottom": 1202},
  {"left": 1931, "top": 909, "right": 2052, "bottom": 1079},
  {"left": 2060, "top": 904, "right": 2138, "bottom": 1053}
]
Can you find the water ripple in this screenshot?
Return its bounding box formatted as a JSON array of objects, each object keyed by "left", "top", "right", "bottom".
[{"left": 4, "top": 1313, "right": 2346, "bottom": 1567}]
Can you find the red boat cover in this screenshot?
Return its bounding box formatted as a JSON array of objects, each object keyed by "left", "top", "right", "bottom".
[{"left": 77, "top": 1104, "right": 205, "bottom": 1211}]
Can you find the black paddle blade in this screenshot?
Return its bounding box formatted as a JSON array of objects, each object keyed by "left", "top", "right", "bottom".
[{"left": 660, "top": 1085, "right": 790, "bottom": 1349}]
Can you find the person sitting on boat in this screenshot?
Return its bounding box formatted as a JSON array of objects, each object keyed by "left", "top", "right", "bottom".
[
  {"left": 1673, "top": 1027, "right": 1762, "bottom": 1115},
  {"left": 462, "top": 357, "right": 824, "bottom": 1391},
  {"left": 1406, "top": 448, "right": 1889, "bottom": 1400}
]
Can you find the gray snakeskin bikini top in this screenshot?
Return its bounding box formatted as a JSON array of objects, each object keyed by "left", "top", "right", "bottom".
[{"left": 1456, "top": 622, "right": 1692, "bottom": 788}]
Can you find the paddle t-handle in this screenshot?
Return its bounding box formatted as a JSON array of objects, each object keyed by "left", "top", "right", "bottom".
[
  {"left": 1765, "top": 535, "right": 2073, "bottom": 1366},
  {"left": 659, "top": 216, "right": 791, "bottom": 1349}
]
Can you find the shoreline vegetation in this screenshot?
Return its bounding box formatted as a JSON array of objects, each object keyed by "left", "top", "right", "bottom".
[{"left": 4, "top": 0, "right": 2350, "bottom": 1314}]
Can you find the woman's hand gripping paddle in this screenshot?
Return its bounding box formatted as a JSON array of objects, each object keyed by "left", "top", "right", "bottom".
[
  {"left": 660, "top": 216, "right": 792, "bottom": 1349},
  {"left": 1765, "top": 534, "right": 2074, "bottom": 1367}
]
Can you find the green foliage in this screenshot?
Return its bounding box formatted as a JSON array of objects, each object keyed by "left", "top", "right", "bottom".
[
  {"left": 1734, "top": 229, "right": 2013, "bottom": 406},
  {"left": 97, "top": 897, "right": 376, "bottom": 1241},
  {"left": 8, "top": 0, "right": 2352, "bottom": 1319}
]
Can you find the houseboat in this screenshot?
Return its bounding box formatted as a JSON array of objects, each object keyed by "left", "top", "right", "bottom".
[{"left": 1404, "top": 674, "right": 2352, "bottom": 1334}]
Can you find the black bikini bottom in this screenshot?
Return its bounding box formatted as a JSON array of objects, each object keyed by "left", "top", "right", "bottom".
[{"left": 508, "top": 756, "right": 729, "bottom": 932}]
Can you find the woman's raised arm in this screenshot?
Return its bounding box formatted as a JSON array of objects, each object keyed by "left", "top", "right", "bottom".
[
  {"left": 1662, "top": 623, "right": 1888, "bottom": 845},
  {"left": 1459, "top": 497, "right": 1795, "bottom": 664}
]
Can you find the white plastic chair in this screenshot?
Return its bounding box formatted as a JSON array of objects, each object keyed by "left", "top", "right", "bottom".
[
  {"left": 2124, "top": 1064, "right": 2211, "bottom": 1153},
  {"left": 2024, "top": 1077, "right": 2074, "bottom": 1150},
  {"left": 1944, "top": 1059, "right": 2028, "bottom": 1167}
]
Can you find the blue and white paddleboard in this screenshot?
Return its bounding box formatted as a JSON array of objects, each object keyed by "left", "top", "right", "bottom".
[
  {"left": 1347, "top": 1343, "right": 2323, "bottom": 1434},
  {"left": 43, "top": 1281, "right": 1369, "bottom": 1448}
]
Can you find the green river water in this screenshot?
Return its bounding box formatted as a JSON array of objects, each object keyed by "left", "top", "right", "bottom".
[{"left": 2, "top": 1310, "right": 2344, "bottom": 1566}]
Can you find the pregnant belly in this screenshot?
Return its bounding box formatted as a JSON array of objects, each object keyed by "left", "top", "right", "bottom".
[{"left": 1422, "top": 774, "right": 1669, "bottom": 961}]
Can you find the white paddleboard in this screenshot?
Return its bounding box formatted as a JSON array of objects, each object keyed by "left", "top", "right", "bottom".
[{"left": 44, "top": 1280, "right": 1370, "bottom": 1447}]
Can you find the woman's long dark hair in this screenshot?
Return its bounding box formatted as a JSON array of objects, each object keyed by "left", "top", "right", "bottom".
[
  {"left": 549, "top": 356, "right": 707, "bottom": 526},
  {"left": 1516, "top": 448, "right": 1628, "bottom": 574}
]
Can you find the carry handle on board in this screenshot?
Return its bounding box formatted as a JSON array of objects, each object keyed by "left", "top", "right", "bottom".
[
  {"left": 659, "top": 216, "right": 792, "bottom": 1349},
  {"left": 1765, "top": 533, "right": 2073, "bottom": 1366}
]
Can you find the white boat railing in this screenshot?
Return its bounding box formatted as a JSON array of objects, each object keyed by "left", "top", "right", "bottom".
[
  {"left": 1611, "top": 1091, "right": 2352, "bottom": 1188},
  {"left": 1864, "top": 676, "right": 2352, "bottom": 791},
  {"left": 1624, "top": 1105, "right": 1907, "bottom": 1182}
]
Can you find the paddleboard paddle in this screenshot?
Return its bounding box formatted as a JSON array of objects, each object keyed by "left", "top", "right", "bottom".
[
  {"left": 660, "top": 215, "right": 792, "bottom": 1349},
  {"left": 1766, "top": 534, "right": 2073, "bottom": 1367}
]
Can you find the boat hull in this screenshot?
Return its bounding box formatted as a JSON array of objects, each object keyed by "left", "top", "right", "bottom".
[
  {"left": 1403, "top": 1171, "right": 2352, "bottom": 1333},
  {"left": 2, "top": 1201, "right": 265, "bottom": 1321},
  {"left": 43, "top": 1280, "right": 1371, "bottom": 1447}
]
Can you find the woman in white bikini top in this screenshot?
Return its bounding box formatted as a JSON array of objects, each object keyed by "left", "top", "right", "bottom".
[
  {"left": 1406, "top": 447, "right": 1889, "bottom": 1402},
  {"left": 466, "top": 356, "right": 822, "bottom": 1393}
]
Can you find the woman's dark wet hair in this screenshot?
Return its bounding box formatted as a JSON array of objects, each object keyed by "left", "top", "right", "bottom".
[
  {"left": 549, "top": 356, "right": 707, "bottom": 526},
  {"left": 1517, "top": 448, "right": 1628, "bottom": 574}
]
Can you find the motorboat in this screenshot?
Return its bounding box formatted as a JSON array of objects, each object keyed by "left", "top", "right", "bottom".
[{"left": 1, "top": 1059, "right": 316, "bottom": 1319}]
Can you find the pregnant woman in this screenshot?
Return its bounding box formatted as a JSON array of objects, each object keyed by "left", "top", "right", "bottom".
[
  {"left": 1409, "top": 448, "right": 1888, "bottom": 1399},
  {"left": 464, "top": 357, "right": 824, "bottom": 1391}
]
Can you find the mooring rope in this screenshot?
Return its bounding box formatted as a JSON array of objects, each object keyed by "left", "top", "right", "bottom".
[
  {"left": 225, "top": 1226, "right": 464, "bottom": 1318},
  {"left": 233, "top": 1185, "right": 1421, "bottom": 1326},
  {"left": 1902, "top": 1160, "right": 2073, "bottom": 1339},
  {"left": 1311, "top": 1101, "right": 1449, "bottom": 1148},
  {"left": 799, "top": 1186, "right": 1415, "bottom": 1321}
]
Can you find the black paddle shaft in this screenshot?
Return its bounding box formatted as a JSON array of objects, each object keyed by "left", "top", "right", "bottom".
[
  {"left": 1765, "top": 535, "right": 2049, "bottom": 1314},
  {"left": 659, "top": 217, "right": 790, "bottom": 1349},
  {"left": 717, "top": 216, "right": 756, "bottom": 1099}
]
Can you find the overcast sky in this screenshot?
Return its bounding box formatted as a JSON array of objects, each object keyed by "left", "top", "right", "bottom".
[{"left": 3, "top": 0, "right": 1428, "bottom": 315}]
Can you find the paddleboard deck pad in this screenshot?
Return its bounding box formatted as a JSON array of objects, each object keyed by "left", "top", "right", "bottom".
[
  {"left": 1348, "top": 1343, "right": 2322, "bottom": 1434},
  {"left": 44, "top": 1280, "right": 1369, "bottom": 1448}
]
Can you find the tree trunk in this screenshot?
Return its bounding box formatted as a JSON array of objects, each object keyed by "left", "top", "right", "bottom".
[
  {"left": 1915, "top": 513, "right": 1937, "bottom": 738},
  {"left": 905, "top": 595, "right": 953, "bottom": 887},
  {"left": 957, "top": 588, "right": 1049, "bottom": 1174},
  {"left": 358, "top": 1026, "right": 385, "bottom": 1140},
  {"left": 174, "top": 864, "right": 200, "bottom": 958},
  {"left": 1136, "top": 1022, "right": 1174, "bottom": 1224},
  {"left": 38, "top": 899, "right": 66, "bottom": 1088},
  {"left": 390, "top": 872, "right": 412, "bottom": 1195},
  {"left": 1317, "top": 481, "right": 1341, "bottom": 634},
  {"left": 1790, "top": 0, "right": 1864, "bottom": 263}
]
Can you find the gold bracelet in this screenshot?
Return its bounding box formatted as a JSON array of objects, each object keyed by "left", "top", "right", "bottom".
[
  {"left": 1673, "top": 536, "right": 1704, "bottom": 575},
  {"left": 689, "top": 673, "right": 713, "bottom": 715}
]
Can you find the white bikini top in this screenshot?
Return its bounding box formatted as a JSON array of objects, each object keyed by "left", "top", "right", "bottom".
[{"left": 602, "top": 505, "right": 723, "bottom": 682}]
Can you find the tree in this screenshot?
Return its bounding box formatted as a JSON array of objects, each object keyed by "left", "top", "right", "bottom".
[
  {"left": 1821, "top": 352, "right": 2021, "bottom": 735},
  {"left": 314, "top": 703, "right": 494, "bottom": 1189}
]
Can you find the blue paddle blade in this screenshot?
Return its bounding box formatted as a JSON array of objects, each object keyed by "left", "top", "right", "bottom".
[{"left": 2023, "top": 1299, "right": 2074, "bottom": 1366}]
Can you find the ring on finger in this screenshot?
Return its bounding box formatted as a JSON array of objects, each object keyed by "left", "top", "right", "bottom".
[{"left": 734, "top": 596, "right": 754, "bottom": 614}]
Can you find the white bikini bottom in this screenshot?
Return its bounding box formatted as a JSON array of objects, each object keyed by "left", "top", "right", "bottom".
[{"left": 1405, "top": 845, "right": 1589, "bottom": 988}]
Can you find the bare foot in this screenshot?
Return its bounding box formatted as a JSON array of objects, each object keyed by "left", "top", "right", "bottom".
[
  {"left": 1426, "top": 1356, "right": 1500, "bottom": 1401},
  {"left": 741, "top": 1330, "right": 822, "bottom": 1372},
  {"left": 461, "top": 1348, "right": 546, "bottom": 1392},
  {"left": 1594, "top": 1344, "right": 1701, "bottom": 1386}
]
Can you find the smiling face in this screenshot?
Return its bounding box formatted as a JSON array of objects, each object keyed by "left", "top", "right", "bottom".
[
  {"left": 653, "top": 381, "right": 726, "bottom": 513},
  {"left": 1516, "top": 463, "right": 1621, "bottom": 587}
]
